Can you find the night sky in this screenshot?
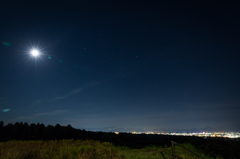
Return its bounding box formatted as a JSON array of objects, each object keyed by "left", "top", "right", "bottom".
[{"left": 1, "top": 0, "right": 240, "bottom": 132}]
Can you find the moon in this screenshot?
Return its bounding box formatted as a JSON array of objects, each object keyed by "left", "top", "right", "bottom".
[{"left": 31, "top": 49, "right": 39, "bottom": 57}]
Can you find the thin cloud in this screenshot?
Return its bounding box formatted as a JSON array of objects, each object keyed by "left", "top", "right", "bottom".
[
  {"left": 34, "top": 110, "right": 70, "bottom": 116},
  {"left": 50, "top": 88, "right": 83, "bottom": 101},
  {"left": 16, "top": 116, "right": 35, "bottom": 119},
  {"left": 49, "top": 81, "right": 102, "bottom": 102},
  {"left": 15, "top": 109, "right": 70, "bottom": 119}
]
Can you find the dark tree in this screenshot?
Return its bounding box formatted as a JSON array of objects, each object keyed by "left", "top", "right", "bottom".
[
  {"left": 67, "top": 124, "right": 72, "bottom": 129},
  {"left": 23, "top": 122, "right": 29, "bottom": 127},
  {"left": 0, "top": 121, "right": 4, "bottom": 127},
  {"left": 55, "top": 123, "right": 61, "bottom": 128}
]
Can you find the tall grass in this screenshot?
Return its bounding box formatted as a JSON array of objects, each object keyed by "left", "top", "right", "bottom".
[
  {"left": 164, "top": 143, "right": 223, "bottom": 159},
  {"left": 0, "top": 140, "right": 122, "bottom": 159},
  {"left": 0, "top": 140, "right": 223, "bottom": 159}
]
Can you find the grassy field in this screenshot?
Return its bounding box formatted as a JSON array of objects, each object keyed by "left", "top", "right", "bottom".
[{"left": 0, "top": 140, "right": 222, "bottom": 159}]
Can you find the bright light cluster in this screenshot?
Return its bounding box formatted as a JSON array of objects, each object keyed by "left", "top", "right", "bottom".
[{"left": 128, "top": 131, "right": 240, "bottom": 139}]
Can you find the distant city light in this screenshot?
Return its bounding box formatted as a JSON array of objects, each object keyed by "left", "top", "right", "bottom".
[{"left": 128, "top": 131, "right": 240, "bottom": 139}]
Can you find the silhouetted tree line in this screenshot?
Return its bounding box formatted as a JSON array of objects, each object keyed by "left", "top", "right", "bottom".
[{"left": 0, "top": 121, "right": 240, "bottom": 158}]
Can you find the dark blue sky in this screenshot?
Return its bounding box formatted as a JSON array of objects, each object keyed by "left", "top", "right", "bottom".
[{"left": 1, "top": 0, "right": 240, "bottom": 132}]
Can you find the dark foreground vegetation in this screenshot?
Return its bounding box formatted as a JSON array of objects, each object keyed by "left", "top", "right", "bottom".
[
  {"left": 0, "top": 121, "right": 239, "bottom": 158},
  {"left": 0, "top": 140, "right": 219, "bottom": 159}
]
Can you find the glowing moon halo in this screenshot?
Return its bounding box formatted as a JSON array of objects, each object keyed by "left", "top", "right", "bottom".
[{"left": 31, "top": 49, "right": 39, "bottom": 57}]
